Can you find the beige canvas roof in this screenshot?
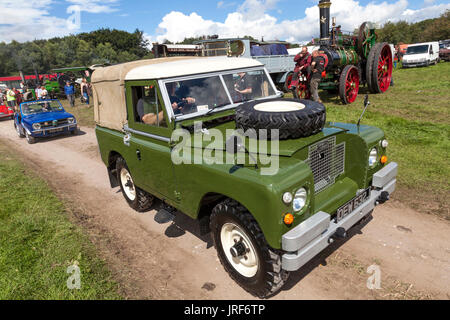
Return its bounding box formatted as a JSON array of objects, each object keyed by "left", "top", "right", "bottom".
[
  {"left": 92, "top": 57, "right": 199, "bottom": 131},
  {"left": 92, "top": 56, "right": 263, "bottom": 131}
]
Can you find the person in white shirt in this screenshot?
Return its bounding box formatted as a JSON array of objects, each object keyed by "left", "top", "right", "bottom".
[
  {"left": 36, "top": 87, "right": 43, "bottom": 99},
  {"left": 40, "top": 86, "right": 48, "bottom": 100}
]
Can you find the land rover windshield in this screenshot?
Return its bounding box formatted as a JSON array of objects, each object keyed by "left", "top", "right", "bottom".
[{"left": 164, "top": 69, "right": 277, "bottom": 119}]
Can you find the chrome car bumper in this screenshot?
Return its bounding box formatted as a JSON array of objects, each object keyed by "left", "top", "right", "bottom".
[
  {"left": 31, "top": 123, "right": 77, "bottom": 135},
  {"left": 281, "top": 162, "right": 398, "bottom": 272}
]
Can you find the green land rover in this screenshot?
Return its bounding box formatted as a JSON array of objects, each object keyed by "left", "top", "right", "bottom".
[{"left": 92, "top": 56, "right": 397, "bottom": 298}]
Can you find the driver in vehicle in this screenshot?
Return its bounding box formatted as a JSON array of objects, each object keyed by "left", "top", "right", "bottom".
[
  {"left": 140, "top": 83, "right": 196, "bottom": 126},
  {"left": 167, "top": 82, "right": 196, "bottom": 115}
]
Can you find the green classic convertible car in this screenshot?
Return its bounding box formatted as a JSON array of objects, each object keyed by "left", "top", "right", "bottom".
[{"left": 92, "top": 57, "right": 397, "bottom": 298}]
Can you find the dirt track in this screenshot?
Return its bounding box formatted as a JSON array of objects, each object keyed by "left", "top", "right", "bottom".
[{"left": 0, "top": 119, "right": 449, "bottom": 300}]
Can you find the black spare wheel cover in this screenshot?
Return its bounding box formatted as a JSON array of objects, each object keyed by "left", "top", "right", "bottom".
[{"left": 236, "top": 98, "right": 326, "bottom": 140}]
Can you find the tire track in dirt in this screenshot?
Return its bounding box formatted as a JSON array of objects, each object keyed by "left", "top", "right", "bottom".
[{"left": 0, "top": 119, "right": 448, "bottom": 300}]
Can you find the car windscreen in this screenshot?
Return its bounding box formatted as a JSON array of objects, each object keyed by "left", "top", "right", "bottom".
[
  {"left": 21, "top": 101, "right": 64, "bottom": 115},
  {"left": 165, "top": 69, "right": 276, "bottom": 119},
  {"left": 222, "top": 70, "right": 276, "bottom": 104},
  {"left": 406, "top": 45, "right": 429, "bottom": 55}
]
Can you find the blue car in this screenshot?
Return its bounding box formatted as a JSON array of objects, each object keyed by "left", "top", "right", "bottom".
[{"left": 14, "top": 99, "right": 78, "bottom": 144}]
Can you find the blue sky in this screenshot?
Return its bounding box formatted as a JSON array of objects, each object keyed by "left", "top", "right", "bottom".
[{"left": 1, "top": 0, "right": 449, "bottom": 43}]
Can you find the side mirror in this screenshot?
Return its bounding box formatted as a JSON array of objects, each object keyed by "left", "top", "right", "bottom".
[
  {"left": 364, "top": 94, "right": 370, "bottom": 108},
  {"left": 226, "top": 135, "right": 243, "bottom": 154}
]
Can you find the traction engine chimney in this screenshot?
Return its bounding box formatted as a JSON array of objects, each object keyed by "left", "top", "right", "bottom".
[{"left": 318, "top": 0, "right": 332, "bottom": 45}]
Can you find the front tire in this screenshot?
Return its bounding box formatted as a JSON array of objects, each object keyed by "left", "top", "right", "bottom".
[
  {"left": 210, "top": 199, "right": 289, "bottom": 298},
  {"left": 339, "top": 65, "right": 360, "bottom": 104},
  {"left": 116, "top": 157, "right": 153, "bottom": 212},
  {"left": 25, "top": 131, "right": 36, "bottom": 144},
  {"left": 15, "top": 122, "right": 25, "bottom": 138}
]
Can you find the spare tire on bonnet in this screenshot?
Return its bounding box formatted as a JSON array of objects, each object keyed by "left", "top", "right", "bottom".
[{"left": 235, "top": 98, "right": 326, "bottom": 140}]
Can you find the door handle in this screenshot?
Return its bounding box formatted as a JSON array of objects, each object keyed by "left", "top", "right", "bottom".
[{"left": 123, "top": 133, "right": 131, "bottom": 147}]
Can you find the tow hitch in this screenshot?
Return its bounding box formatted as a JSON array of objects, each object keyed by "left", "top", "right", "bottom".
[
  {"left": 375, "top": 191, "right": 390, "bottom": 206},
  {"left": 328, "top": 227, "right": 347, "bottom": 244}
]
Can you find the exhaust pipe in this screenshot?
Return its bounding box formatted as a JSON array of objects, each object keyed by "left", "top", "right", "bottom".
[{"left": 318, "top": 0, "right": 332, "bottom": 45}]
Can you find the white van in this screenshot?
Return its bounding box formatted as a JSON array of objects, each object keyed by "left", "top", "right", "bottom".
[{"left": 402, "top": 42, "right": 439, "bottom": 68}]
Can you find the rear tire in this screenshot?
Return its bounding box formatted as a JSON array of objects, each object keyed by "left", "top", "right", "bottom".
[
  {"left": 210, "top": 199, "right": 289, "bottom": 298},
  {"left": 367, "top": 43, "right": 393, "bottom": 93},
  {"left": 116, "top": 157, "right": 153, "bottom": 212}
]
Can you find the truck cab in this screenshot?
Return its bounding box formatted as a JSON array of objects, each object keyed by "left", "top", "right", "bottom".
[{"left": 402, "top": 41, "right": 440, "bottom": 68}]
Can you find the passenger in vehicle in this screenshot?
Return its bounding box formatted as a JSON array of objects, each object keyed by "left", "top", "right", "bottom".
[
  {"left": 137, "top": 88, "right": 164, "bottom": 126},
  {"left": 234, "top": 72, "right": 253, "bottom": 102}
]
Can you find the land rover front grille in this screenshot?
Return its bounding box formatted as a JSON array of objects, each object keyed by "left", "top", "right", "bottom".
[{"left": 306, "top": 136, "right": 345, "bottom": 194}]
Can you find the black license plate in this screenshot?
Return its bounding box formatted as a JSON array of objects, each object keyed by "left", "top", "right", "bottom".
[
  {"left": 48, "top": 128, "right": 63, "bottom": 134},
  {"left": 336, "top": 188, "right": 371, "bottom": 222}
]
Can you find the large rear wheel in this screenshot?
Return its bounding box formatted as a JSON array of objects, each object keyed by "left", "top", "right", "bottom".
[
  {"left": 366, "top": 43, "right": 393, "bottom": 93},
  {"left": 339, "top": 65, "right": 360, "bottom": 104}
]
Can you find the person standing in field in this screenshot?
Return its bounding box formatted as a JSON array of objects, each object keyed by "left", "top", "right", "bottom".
[
  {"left": 14, "top": 88, "right": 22, "bottom": 108},
  {"left": 6, "top": 88, "right": 16, "bottom": 110},
  {"left": 309, "top": 50, "right": 325, "bottom": 103},
  {"left": 64, "top": 81, "right": 75, "bottom": 107},
  {"left": 80, "top": 78, "right": 90, "bottom": 105}
]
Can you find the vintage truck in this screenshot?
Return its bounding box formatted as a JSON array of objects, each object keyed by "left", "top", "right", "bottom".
[{"left": 92, "top": 56, "right": 397, "bottom": 298}]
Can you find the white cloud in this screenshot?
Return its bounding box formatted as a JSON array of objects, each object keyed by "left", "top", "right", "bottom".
[
  {"left": 66, "top": 0, "right": 119, "bottom": 14},
  {"left": 154, "top": 0, "right": 450, "bottom": 44},
  {"left": 0, "top": 0, "right": 69, "bottom": 43},
  {"left": 0, "top": 0, "right": 120, "bottom": 43}
]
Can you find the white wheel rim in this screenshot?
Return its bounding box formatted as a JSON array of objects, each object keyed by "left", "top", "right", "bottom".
[
  {"left": 120, "top": 168, "right": 136, "bottom": 201},
  {"left": 220, "top": 223, "right": 259, "bottom": 278},
  {"left": 254, "top": 101, "right": 306, "bottom": 112}
]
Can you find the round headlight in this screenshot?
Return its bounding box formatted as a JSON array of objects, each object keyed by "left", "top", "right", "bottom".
[
  {"left": 68, "top": 117, "right": 75, "bottom": 124},
  {"left": 369, "top": 148, "right": 378, "bottom": 167},
  {"left": 32, "top": 123, "right": 41, "bottom": 130},
  {"left": 293, "top": 188, "right": 308, "bottom": 212},
  {"left": 282, "top": 192, "right": 293, "bottom": 204},
  {"left": 381, "top": 139, "right": 389, "bottom": 148}
]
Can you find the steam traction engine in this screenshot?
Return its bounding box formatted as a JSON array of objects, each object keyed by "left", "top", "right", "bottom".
[{"left": 293, "top": 0, "right": 393, "bottom": 104}]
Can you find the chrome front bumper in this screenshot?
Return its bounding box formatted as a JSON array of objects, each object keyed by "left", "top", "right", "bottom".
[
  {"left": 31, "top": 123, "right": 77, "bottom": 135},
  {"left": 281, "top": 162, "right": 398, "bottom": 272}
]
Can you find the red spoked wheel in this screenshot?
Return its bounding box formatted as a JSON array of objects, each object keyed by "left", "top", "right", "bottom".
[
  {"left": 284, "top": 72, "right": 294, "bottom": 92},
  {"left": 366, "top": 42, "right": 393, "bottom": 94},
  {"left": 339, "top": 65, "right": 360, "bottom": 104},
  {"left": 375, "top": 44, "right": 393, "bottom": 93},
  {"left": 293, "top": 80, "right": 310, "bottom": 100}
]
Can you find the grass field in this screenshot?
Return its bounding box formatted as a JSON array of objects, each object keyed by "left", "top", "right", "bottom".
[
  {"left": 61, "top": 62, "right": 450, "bottom": 219},
  {"left": 0, "top": 143, "right": 122, "bottom": 299}
]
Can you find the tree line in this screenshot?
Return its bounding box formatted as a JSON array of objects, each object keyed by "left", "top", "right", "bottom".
[
  {"left": 0, "top": 28, "right": 152, "bottom": 77},
  {"left": 376, "top": 10, "right": 449, "bottom": 44},
  {"left": 0, "top": 11, "right": 448, "bottom": 77}
]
